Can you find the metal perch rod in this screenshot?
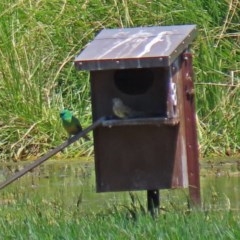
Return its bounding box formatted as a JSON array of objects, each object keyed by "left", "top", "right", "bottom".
[{"left": 0, "top": 117, "right": 105, "bottom": 190}]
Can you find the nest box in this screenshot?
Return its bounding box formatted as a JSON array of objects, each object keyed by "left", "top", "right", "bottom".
[{"left": 75, "top": 25, "right": 200, "bottom": 204}]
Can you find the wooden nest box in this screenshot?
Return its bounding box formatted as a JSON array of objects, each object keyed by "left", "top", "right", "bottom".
[{"left": 75, "top": 25, "right": 200, "bottom": 205}]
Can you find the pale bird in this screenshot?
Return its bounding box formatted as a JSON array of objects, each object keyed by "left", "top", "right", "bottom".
[{"left": 112, "top": 98, "right": 145, "bottom": 119}]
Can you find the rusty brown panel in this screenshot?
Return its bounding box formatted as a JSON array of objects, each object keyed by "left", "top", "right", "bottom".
[
  {"left": 170, "top": 58, "right": 189, "bottom": 188},
  {"left": 181, "top": 52, "right": 201, "bottom": 205},
  {"left": 94, "top": 124, "right": 180, "bottom": 192},
  {"left": 75, "top": 25, "right": 197, "bottom": 70}
]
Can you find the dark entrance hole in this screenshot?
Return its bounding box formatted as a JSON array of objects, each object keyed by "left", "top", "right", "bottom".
[{"left": 114, "top": 69, "right": 154, "bottom": 95}]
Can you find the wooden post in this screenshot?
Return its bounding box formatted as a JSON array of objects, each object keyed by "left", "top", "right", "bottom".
[
  {"left": 182, "top": 52, "right": 201, "bottom": 206},
  {"left": 147, "top": 189, "right": 160, "bottom": 217}
]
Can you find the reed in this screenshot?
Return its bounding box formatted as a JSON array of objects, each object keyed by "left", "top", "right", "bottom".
[
  {"left": 0, "top": 191, "right": 239, "bottom": 239},
  {"left": 0, "top": 0, "right": 239, "bottom": 160}
]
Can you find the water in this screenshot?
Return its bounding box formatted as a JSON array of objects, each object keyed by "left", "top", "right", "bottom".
[
  {"left": 201, "top": 159, "right": 240, "bottom": 210},
  {"left": 0, "top": 158, "right": 239, "bottom": 212}
]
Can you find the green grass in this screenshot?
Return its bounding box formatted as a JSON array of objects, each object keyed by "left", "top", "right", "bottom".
[
  {"left": 0, "top": 0, "right": 239, "bottom": 160},
  {"left": 0, "top": 196, "right": 239, "bottom": 239},
  {"left": 0, "top": 158, "right": 239, "bottom": 239},
  {"left": 0, "top": 2, "right": 239, "bottom": 237}
]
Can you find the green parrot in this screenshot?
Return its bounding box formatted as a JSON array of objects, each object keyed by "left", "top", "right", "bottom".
[{"left": 60, "top": 109, "right": 89, "bottom": 140}]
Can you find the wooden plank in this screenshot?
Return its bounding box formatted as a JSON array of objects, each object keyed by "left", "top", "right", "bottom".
[
  {"left": 182, "top": 52, "right": 201, "bottom": 205},
  {"left": 0, "top": 117, "right": 105, "bottom": 190},
  {"left": 102, "top": 117, "right": 179, "bottom": 127},
  {"left": 75, "top": 25, "right": 197, "bottom": 70}
]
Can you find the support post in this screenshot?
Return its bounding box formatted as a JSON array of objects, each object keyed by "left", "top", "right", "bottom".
[
  {"left": 147, "top": 189, "right": 160, "bottom": 217},
  {"left": 182, "top": 51, "right": 201, "bottom": 206}
]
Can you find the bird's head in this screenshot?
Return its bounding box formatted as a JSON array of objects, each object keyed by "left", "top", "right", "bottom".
[
  {"left": 112, "top": 98, "right": 123, "bottom": 106},
  {"left": 60, "top": 109, "right": 72, "bottom": 121}
]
